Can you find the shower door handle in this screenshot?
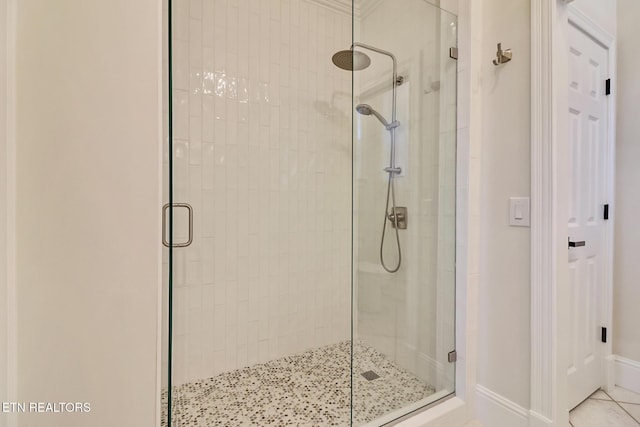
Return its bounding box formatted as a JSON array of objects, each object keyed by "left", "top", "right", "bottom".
[{"left": 162, "top": 203, "right": 193, "bottom": 248}]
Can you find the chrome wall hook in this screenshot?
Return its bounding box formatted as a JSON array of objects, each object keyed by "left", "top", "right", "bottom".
[{"left": 493, "top": 43, "right": 513, "bottom": 66}]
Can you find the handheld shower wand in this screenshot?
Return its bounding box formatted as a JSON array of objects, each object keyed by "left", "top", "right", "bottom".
[{"left": 355, "top": 104, "right": 400, "bottom": 130}]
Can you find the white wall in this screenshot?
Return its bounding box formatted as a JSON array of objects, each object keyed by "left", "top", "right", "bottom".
[
  {"left": 167, "top": 0, "right": 352, "bottom": 386},
  {"left": 477, "top": 0, "right": 531, "bottom": 410},
  {"left": 614, "top": 0, "right": 640, "bottom": 364},
  {"left": 0, "top": 0, "right": 9, "bottom": 410},
  {"left": 15, "top": 1, "right": 162, "bottom": 426}
]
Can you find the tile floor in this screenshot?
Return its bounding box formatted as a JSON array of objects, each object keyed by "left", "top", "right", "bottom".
[
  {"left": 570, "top": 387, "right": 640, "bottom": 427},
  {"left": 162, "top": 341, "right": 437, "bottom": 426}
]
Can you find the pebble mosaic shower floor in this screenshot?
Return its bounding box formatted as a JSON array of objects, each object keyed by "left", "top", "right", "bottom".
[{"left": 162, "top": 341, "right": 436, "bottom": 426}]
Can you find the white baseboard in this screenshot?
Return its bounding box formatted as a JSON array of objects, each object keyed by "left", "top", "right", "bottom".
[
  {"left": 475, "top": 385, "right": 529, "bottom": 427},
  {"left": 528, "top": 410, "right": 554, "bottom": 427},
  {"left": 614, "top": 355, "right": 640, "bottom": 394}
]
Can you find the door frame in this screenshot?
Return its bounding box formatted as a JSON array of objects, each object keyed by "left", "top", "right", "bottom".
[{"left": 530, "top": 1, "right": 616, "bottom": 425}]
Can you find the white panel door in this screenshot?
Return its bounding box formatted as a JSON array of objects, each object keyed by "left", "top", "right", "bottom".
[{"left": 567, "top": 23, "right": 609, "bottom": 410}]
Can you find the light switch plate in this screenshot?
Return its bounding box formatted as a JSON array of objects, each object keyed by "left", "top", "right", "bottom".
[{"left": 510, "top": 197, "right": 530, "bottom": 227}]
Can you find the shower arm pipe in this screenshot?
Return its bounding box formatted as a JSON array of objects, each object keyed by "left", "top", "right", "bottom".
[
  {"left": 351, "top": 42, "right": 397, "bottom": 122},
  {"left": 351, "top": 42, "right": 399, "bottom": 168}
]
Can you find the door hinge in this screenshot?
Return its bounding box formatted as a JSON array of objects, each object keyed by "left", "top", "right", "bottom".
[
  {"left": 448, "top": 350, "right": 458, "bottom": 363},
  {"left": 601, "top": 327, "right": 607, "bottom": 343},
  {"left": 449, "top": 47, "right": 459, "bottom": 60},
  {"left": 604, "top": 204, "right": 610, "bottom": 220},
  {"left": 606, "top": 79, "right": 611, "bottom": 96}
]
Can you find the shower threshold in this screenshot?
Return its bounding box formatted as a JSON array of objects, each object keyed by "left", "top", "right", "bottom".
[{"left": 162, "top": 341, "right": 435, "bottom": 426}]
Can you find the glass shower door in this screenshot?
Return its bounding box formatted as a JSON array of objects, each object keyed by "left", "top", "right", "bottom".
[{"left": 163, "top": 0, "right": 354, "bottom": 425}]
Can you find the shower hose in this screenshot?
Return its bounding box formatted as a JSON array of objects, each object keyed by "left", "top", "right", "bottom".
[{"left": 380, "top": 169, "right": 402, "bottom": 273}]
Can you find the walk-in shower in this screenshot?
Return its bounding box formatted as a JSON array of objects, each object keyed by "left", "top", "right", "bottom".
[{"left": 162, "top": 1, "right": 458, "bottom": 425}]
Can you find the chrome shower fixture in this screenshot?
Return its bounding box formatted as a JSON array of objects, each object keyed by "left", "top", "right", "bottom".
[
  {"left": 331, "top": 42, "right": 404, "bottom": 273},
  {"left": 355, "top": 104, "right": 400, "bottom": 131}
]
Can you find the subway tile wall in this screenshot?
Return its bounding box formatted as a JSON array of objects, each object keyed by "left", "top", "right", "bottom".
[{"left": 166, "top": 0, "right": 353, "bottom": 386}]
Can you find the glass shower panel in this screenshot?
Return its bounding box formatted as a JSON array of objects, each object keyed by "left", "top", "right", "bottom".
[
  {"left": 165, "top": 0, "right": 354, "bottom": 425},
  {"left": 161, "top": 0, "right": 170, "bottom": 423},
  {"left": 352, "top": 1, "right": 457, "bottom": 425}
]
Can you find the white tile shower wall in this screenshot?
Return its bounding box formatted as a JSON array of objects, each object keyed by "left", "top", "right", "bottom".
[
  {"left": 356, "top": 0, "right": 457, "bottom": 390},
  {"left": 168, "top": 0, "right": 353, "bottom": 386}
]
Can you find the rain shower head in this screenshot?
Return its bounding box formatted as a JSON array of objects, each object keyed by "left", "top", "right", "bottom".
[
  {"left": 331, "top": 50, "right": 371, "bottom": 71},
  {"left": 356, "top": 103, "right": 399, "bottom": 130}
]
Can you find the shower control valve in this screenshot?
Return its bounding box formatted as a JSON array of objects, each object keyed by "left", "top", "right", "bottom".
[{"left": 388, "top": 207, "right": 408, "bottom": 230}]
